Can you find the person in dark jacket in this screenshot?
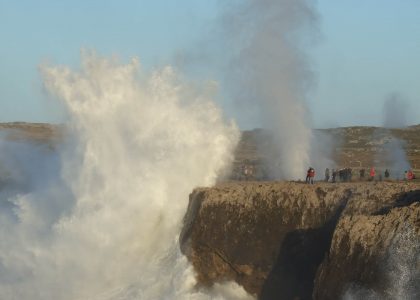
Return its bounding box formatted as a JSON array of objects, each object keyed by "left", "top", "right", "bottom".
[
  {"left": 359, "top": 168, "right": 365, "bottom": 180},
  {"left": 332, "top": 169, "right": 337, "bottom": 183},
  {"left": 325, "top": 168, "right": 330, "bottom": 182}
]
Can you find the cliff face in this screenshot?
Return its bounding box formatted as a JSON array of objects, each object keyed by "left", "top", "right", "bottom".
[
  {"left": 180, "top": 182, "right": 420, "bottom": 299},
  {"left": 314, "top": 190, "right": 420, "bottom": 299}
]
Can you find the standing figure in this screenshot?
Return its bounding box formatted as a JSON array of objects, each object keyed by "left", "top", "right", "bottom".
[
  {"left": 306, "top": 167, "right": 315, "bottom": 184},
  {"left": 332, "top": 169, "right": 337, "bottom": 183},
  {"left": 309, "top": 167, "right": 315, "bottom": 184},
  {"left": 325, "top": 168, "right": 330, "bottom": 182},
  {"left": 407, "top": 169, "right": 414, "bottom": 180},
  {"left": 338, "top": 169, "right": 344, "bottom": 182},
  {"left": 384, "top": 169, "right": 390, "bottom": 179},
  {"left": 243, "top": 164, "right": 254, "bottom": 181},
  {"left": 343, "top": 168, "right": 349, "bottom": 182},
  {"left": 359, "top": 168, "right": 365, "bottom": 180},
  {"left": 306, "top": 168, "right": 311, "bottom": 183},
  {"left": 369, "top": 167, "right": 376, "bottom": 181}
]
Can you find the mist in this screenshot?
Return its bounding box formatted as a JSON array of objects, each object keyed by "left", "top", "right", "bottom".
[
  {"left": 374, "top": 92, "right": 412, "bottom": 178},
  {"left": 383, "top": 92, "right": 410, "bottom": 128},
  {"left": 343, "top": 227, "right": 420, "bottom": 300},
  {"left": 0, "top": 51, "right": 253, "bottom": 299},
  {"left": 215, "top": 0, "right": 332, "bottom": 179}
]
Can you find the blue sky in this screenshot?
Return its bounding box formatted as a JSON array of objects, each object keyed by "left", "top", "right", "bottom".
[
  {"left": 0, "top": 0, "right": 419, "bottom": 128},
  {"left": 313, "top": 0, "right": 420, "bottom": 127}
]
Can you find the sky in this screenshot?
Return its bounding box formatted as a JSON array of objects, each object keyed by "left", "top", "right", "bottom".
[{"left": 0, "top": 0, "right": 419, "bottom": 129}]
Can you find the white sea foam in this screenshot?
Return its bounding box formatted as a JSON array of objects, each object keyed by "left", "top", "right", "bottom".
[{"left": 0, "top": 51, "right": 252, "bottom": 299}]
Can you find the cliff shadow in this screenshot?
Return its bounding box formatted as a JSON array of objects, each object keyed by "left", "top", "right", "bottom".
[
  {"left": 260, "top": 197, "right": 350, "bottom": 300},
  {"left": 372, "top": 189, "right": 420, "bottom": 215}
]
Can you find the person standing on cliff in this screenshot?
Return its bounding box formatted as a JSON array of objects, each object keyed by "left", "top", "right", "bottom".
[
  {"left": 369, "top": 167, "right": 376, "bottom": 181},
  {"left": 407, "top": 169, "right": 414, "bottom": 180},
  {"left": 306, "top": 167, "right": 315, "bottom": 184},
  {"left": 243, "top": 164, "right": 254, "bottom": 181},
  {"left": 359, "top": 168, "right": 365, "bottom": 180},
  {"left": 384, "top": 169, "right": 390, "bottom": 179},
  {"left": 308, "top": 167, "right": 315, "bottom": 184},
  {"left": 325, "top": 168, "right": 330, "bottom": 182},
  {"left": 332, "top": 169, "right": 337, "bottom": 183}
]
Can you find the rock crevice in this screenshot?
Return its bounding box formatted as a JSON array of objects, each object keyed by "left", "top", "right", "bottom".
[{"left": 180, "top": 182, "right": 420, "bottom": 299}]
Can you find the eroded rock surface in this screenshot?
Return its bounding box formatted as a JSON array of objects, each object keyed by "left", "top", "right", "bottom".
[
  {"left": 314, "top": 191, "right": 420, "bottom": 299},
  {"left": 180, "top": 181, "right": 420, "bottom": 299}
]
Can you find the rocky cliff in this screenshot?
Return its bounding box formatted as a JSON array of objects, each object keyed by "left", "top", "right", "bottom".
[{"left": 180, "top": 182, "right": 420, "bottom": 299}]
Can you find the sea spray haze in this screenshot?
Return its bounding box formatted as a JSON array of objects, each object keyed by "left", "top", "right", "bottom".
[
  {"left": 383, "top": 92, "right": 410, "bottom": 129},
  {"left": 0, "top": 51, "right": 247, "bottom": 299},
  {"left": 374, "top": 93, "right": 412, "bottom": 178},
  {"left": 344, "top": 227, "right": 420, "bottom": 300},
  {"left": 220, "top": 0, "right": 326, "bottom": 179}
]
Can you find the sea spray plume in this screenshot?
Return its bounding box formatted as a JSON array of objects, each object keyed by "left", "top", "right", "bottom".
[
  {"left": 374, "top": 92, "right": 411, "bottom": 178},
  {"left": 221, "top": 0, "right": 319, "bottom": 179},
  {"left": 383, "top": 138, "right": 411, "bottom": 179},
  {"left": 383, "top": 92, "right": 409, "bottom": 129},
  {"left": 309, "top": 129, "right": 336, "bottom": 174},
  {"left": 0, "top": 51, "right": 246, "bottom": 299}
]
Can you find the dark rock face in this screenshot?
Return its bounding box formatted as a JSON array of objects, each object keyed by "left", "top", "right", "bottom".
[
  {"left": 180, "top": 182, "right": 420, "bottom": 299},
  {"left": 314, "top": 200, "right": 420, "bottom": 299}
]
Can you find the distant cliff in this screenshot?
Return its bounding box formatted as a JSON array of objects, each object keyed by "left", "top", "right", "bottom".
[
  {"left": 1, "top": 122, "right": 420, "bottom": 175},
  {"left": 0, "top": 122, "right": 62, "bottom": 145},
  {"left": 230, "top": 126, "right": 420, "bottom": 180},
  {"left": 180, "top": 182, "right": 420, "bottom": 299}
]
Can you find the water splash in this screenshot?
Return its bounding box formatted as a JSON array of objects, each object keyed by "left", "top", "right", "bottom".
[
  {"left": 343, "top": 226, "right": 420, "bottom": 300},
  {"left": 384, "top": 227, "right": 420, "bottom": 299},
  {"left": 0, "top": 51, "right": 251, "bottom": 299}
]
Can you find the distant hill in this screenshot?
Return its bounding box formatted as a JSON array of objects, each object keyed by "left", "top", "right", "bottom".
[
  {"left": 1, "top": 122, "right": 419, "bottom": 179},
  {"left": 323, "top": 125, "right": 420, "bottom": 169},
  {"left": 0, "top": 122, "right": 62, "bottom": 145},
  {"left": 232, "top": 125, "right": 420, "bottom": 180}
]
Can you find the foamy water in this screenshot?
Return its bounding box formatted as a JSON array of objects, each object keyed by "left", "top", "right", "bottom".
[
  {"left": 343, "top": 227, "right": 420, "bottom": 300},
  {"left": 0, "top": 52, "right": 254, "bottom": 299}
]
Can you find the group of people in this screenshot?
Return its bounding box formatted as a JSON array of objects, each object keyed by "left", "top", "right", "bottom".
[
  {"left": 322, "top": 167, "right": 355, "bottom": 183},
  {"left": 324, "top": 168, "right": 353, "bottom": 183},
  {"left": 239, "top": 163, "right": 416, "bottom": 182},
  {"left": 306, "top": 167, "right": 417, "bottom": 183}
]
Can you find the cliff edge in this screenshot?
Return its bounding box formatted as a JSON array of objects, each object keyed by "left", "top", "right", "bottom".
[{"left": 180, "top": 181, "right": 420, "bottom": 299}]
